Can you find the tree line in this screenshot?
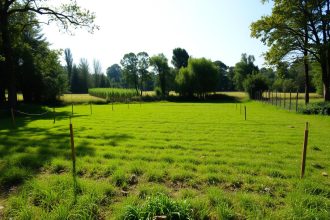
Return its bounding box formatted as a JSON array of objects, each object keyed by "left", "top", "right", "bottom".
[{"left": 1, "top": 0, "right": 329, "bottom": 106}]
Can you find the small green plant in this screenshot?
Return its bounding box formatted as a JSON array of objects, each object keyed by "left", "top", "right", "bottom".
[{"left": 122, "top": 193, "right": 193, "bottom": 219}]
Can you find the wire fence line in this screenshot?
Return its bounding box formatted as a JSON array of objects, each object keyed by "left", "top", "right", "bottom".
[{"left": 254, "top": 91, "right": 303, "bottom": 112}]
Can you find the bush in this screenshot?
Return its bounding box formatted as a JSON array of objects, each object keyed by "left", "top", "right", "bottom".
[
  {"left": 243, "top": 73, "right": 269, "bottom": 99},
  {"left": 299, "top": 102, "right": 330, "bottom": 115}
]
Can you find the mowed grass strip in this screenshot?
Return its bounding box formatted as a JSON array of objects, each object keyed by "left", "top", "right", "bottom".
[{"left": 0, "top": 101, "right": 329, "bottom": 219}]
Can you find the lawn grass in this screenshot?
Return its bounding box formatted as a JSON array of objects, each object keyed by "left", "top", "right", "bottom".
[{"left": 0, "top": 99, "right": 329, "bottom": 219}]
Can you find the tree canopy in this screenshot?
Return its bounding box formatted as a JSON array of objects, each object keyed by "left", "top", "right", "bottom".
[{"left": 0, "top": 0, "right": 97, "bottom": 106}]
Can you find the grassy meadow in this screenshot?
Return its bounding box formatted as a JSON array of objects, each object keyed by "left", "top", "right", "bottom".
[{"left": 0, "top": 97, "right": 329, "bottom": 219}]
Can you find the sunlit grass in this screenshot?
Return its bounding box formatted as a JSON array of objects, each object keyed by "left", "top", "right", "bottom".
[{"left": 0, "top": 99, "right": 329, "bottom": 219}]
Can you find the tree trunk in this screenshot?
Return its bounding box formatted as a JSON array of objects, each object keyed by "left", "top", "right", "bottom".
[
  {"left": 0, "top": 12, "right": 17, "bottom": 107},
  {"left": 321, "top": 58, "right": 330, "bottom": 101},
  {"left": 304, "top": 25, "right": 309, "bottom": 105}
]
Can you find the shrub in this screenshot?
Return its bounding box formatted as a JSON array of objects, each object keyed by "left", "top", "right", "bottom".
[{"left": 299, "top": 102, "right": 330, "bottom": 115}]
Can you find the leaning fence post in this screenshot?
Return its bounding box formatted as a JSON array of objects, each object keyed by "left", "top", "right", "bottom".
[{"left": 301, "top": 122, "right": 309, "bottom": 178}]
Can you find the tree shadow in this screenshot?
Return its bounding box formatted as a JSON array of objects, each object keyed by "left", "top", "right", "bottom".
[
  {"left": 103, "top": 134, "right": 134, "bottom": 147},
  {"left": 0, "top": 104, "right": 95, "bottom": 193},
  {"left": 166, "top": 93, "right": 241, "bottom": 103}
]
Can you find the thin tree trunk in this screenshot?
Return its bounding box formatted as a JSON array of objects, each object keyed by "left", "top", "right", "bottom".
[
  {"left": 304, "top": 24, "right": 309, "bottom": 105},
  {"left": 321, "top": 58, "right": 330, "bottom": 101}
]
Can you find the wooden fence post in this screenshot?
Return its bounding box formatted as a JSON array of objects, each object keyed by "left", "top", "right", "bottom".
[
  {"left": 296, "top": 91, "right": 299, "bottom": 112},
  {"left": 71, "top": 103, "right": 74, "bottom": 115},
  {"left": 271, "top": 91, "right": 274, "bottom": 105},
  {"left": 301, "top": 122, "right": 309, "bottom": 178},
  {"left": 289, "top": 92, "right": 292, "bottom": 111},
  {"left": 244, "top": 106, "right": 247, "bottom": 121},
  {"left": 275, "top": 91, "right": 278, "bottom": 106},
  {"left": 284, "top": 92, "right": 286, "bottom": 109},
  {"left": 69, "top": 118, "right": 77, "bottom": 202}
]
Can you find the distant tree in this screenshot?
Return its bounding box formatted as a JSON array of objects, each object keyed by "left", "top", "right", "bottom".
[
  {"left": 121, "top": 53, "right": 139, "bottom": 94},
  {"left": 137, "top": 52, "right": 150, "bottom": 96},
  {"left": 92, "top": 59, "right": 102, "bottom": 87},
  {"left": 214, "top": 60, "right": 229, "bottom": 91},
  {"left": 260, "top": 67, "right": 275, "bottom": 87},
  {"left": 70, "top": 65, "right": 80, "bottom": 93},
  {"left": 243, "top": 73, "right": 269, "bottom": 99},
  {"left": 176, "top": 58, "right": 219, "bottom": 97},
  {"left": 233, "top": 54, "right": 259, "bottom": 90},
  {"left": 64, "top": 48, "right": 73, "bottom": 88},
  {"left": 227, "top": 67, "right": 235, "bottom": 91},
  {"left": 106, "top": 64, "right": 122, "bottom": 88},
  {"left": 79, "top": 58, "right": 90, "bottom": 93},
  {"left": 150, "top": 54, "right": 170, "bottom": 97},
  {"left": 171, "top": 48, "right": 189, "bottom": 69}
]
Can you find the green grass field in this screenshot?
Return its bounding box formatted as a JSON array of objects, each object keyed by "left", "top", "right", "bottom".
[{"left": 0, "top": 99, "right": 329, "bottom": 219}]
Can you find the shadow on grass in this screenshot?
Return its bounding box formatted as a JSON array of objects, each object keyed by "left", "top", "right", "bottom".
[
  {"left": 0, "top": 104, "right": 95, "bottom": 193},
  {"left": 167, "top": 94, "right": 240, "bottom": 103}
]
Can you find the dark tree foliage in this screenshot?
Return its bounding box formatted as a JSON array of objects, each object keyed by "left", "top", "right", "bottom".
[
  {"left": 176, "top": 58, "right": 219, "bottom": 97},
  {"left": 243, "top": 73, "right": 269, "bottom": 99},
  {"left": 121, "top": 53, "right": 139, "bottom": 94},
  {"left": 171, "top": 48, "right": 189, "bottom": 69},
  {"left": 233, "top": 54, "right": 259, "bottom": 91},
  {"left": 106, "top": 64, "right": 123, "bottom": 88},
  {"left": 150, "top": 54, "right": 170, "bottom": 97},
  {"left": 0, "top": 0, "right": 96, "bottom": 107},
  {"left": 64, "top": 48, "right": 73, "bottom": 88},
  {"left": 213, "top": 60, "right": 230, "bottom": 91}
]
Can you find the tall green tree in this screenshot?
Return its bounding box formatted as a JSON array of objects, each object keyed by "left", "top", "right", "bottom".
[
  {"left": 233, "top": 54, "right": 259, "bottom": 90},
  {"left": 171, "top": 48, "right": 189, "bottom": 69},
  {"left": 176, "top": 58, "right": 219, "bottom": 97},
  {"left": 214, "top": 60, "right": 230, "bottom": 91},
  {"left": 64, "top": 48, "right": 73, "bottom": 88},
  {"left": 150, "top": 54, "right": 170, "bottom": 97},
  {"left": 137, "top": 52, "right": 150, "bottom": 96},
  {"left": 0, "top": 0, "right": 96, "bottom": 107},
  {"left": 92, "top": 59, "right": 102, "bottom": 88},
  {"left": 251, "top": 0, "right": 330, "bottom": 102},
  {"left": 78, "top": 58, "right": 90, "bottom": 93},
  {"left": 120, "top": 53, "right": 139, "bottom": 94},
  {"left": 106, "top": 64, "right": 122, "bottom": 88}
]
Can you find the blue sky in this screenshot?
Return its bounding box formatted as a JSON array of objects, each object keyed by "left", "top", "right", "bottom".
[{"left": 41, "top": 0, "right": 273, "bottom": 72}]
